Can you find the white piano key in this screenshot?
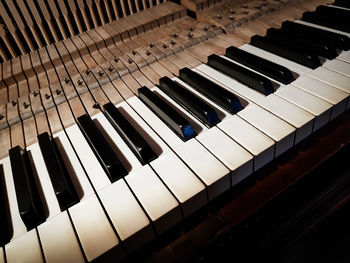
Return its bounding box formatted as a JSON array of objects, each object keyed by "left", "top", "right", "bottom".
[
  {"left": 118, "top": 99, "right": 208, "bottom": 217},
  {"left": 127, "top": 95, "right": 231, "bottom": 200},
  {"left": 5, "top": 230, "right": 44, "bottom": 263},
  {"left": 196, "top": 127, "right": 254, "bottom": 186},
  {"left": 0, "top": 157, "right": 27, "bottom": 240},
  {"left": 145, "top": 87, "right": 231, "bottom": 200},
  {"left": 291, "top": 75, "right": 349, "bottom": 119},
  {"left": 65, "top": 124, "right": 111, "bottom": 191},
  {"left": 239, "top": 44, "right": 312, "bottom": 75},
  {"left": 275, "top": 85, "right": 332, "bottom": 130},
  {"left": 337, "top": 51, "right": 350, "bottom": 64},
  {"left": 150, "top": 151, "right": 207, "bottom": 217},
  {"left": 323, "top": 59, "right": 350, "bottom": 78},
  {"left": 294, "top": 20, "right": 350, "bottom": 37},
  {"left": 27, "top": 143, "right": 61, "bottom": 219},
  {"left": 99, "top": 179, "right": 155, "bottom": 253},
  {"left": 217, "top": 115, "right": 275, "bottom": 171},
  {"left": 54, "top": 130, "right": 94, "bottom": 200},
  {"left": 125, "top": 165, "right": 182, "bottom": 235},
  {"left": 193, "top": 65, "right": 313, "bottom": 143},
  {"left": 38, "top": 211, "right": 85, "bottom": 263},
  {"left": 308, "top": 67, "right": 350, "bottom": 95},
  {"left": 0, "top": 247, "right": 3, "bottom": 263},
  {"left": 93, "top": 111, "right": 143, "bottom": 173},
  {"left": 238, "top": 104, "right": 295, "bottom": 157},
  {"left": 69, "top": 194, "right": 125, "bottom": 262}
]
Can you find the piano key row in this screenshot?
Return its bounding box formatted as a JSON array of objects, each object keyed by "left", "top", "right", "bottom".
[{"left": 1, "top": 6, "right": 350, "bottom": 262}]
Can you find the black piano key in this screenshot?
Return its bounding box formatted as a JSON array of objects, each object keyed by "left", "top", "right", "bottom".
[
  {"left": 281, "top": 21, "right": 350, "bottom": 51},
  {"left": 266, "top": 28, "right": 338, "bottom": 59},
  {"left": 178, "top": 67, "right": 243, "bottom": 114},
  {"left": 207, "top": 54, "right": 275, "bottom": 95},
  {"left": 0, "top": 165, "right": 10, "bottom": 246},
  {"left": 103, "top": 102, "right": 157, "bottom": 165},
  {"left": 316, "top": 5, "right": 350, "bottom": 26},
  {"left": 250, "top": 35, "right": 322, "bottom": 69},
  {"left": 225, "top": 46, "right": 295, "bottom": 84},
  {"left": 38, "top": 132, "right": 79, "bottom": 211},
  {"left": 301, "top": 10, "right": 350, "bottom": 33},
  {"left": 138, "top": 86, "right": 196, "bottom": 141},
  {"left": 9, "top": 146, "right": 45, "bottom": 231},
  {"left": 158, "top": 77, "right": 220, "bottom": 127},
  {"left": 334, "top": 0, "right": 350, "bottom": 8},
  {"left": 77, "top": 114, "right": 127, "bottom": 182}
]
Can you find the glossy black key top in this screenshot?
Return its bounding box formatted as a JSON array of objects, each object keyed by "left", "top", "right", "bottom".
[
  {"left": 250, "top": 35, "right": 322, "bottom": 69},
  {"left": 178, "top": 67, "right": 243, "bottom": 114},
  {"left": 77, "top": 114, "right": 127, "bottom": 182},
  {"left": 225, "top": 46, "right": 295, "bottom": 84},
  {"left": 9, "top": 146, "right": 45, "bottom": 230},
  {"left": 0, "top": 165, "right": 10, "bottom": 246},
  {"left": 158, "top": 77, "right": 220, "bottom": 127},
  {"left": 266, "top": 28, "right": 338, "bottom": 59},
  {"left": 334, "top": 0, "right": 350, "bottom": 8},
  {"left": 38, "top": 132, "right": 79, "bottom": 211},
  {"left": 138, "top": 86, "right": 196, "bottom": 141},
  {"left": 207, "top": 54, "right": 275, "bottom": 95},
  {"left": 103, "top": 102, "right": 157, "bottom": 165},
  {"left": 301, "top": 10, "right": 350, "bottom": 33},
  {"left": 281, "top": 21, "right": 350, "bottom": 51}
]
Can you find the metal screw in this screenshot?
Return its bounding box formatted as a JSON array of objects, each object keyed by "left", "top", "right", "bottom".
[
  {"left": 45, "top": 93, "right": 50, "bottom": 100},
  {"left": 77, "top": 79, "right": 83, "bottom": 85},
  {"left": 64, "top": 77, "right": 70, "bottom": 84},
  {"left": 12, "top": 100, "right": 17, "bottom": 106},
  {"left": 187, "top": 32, "right": 193, "bottom": 38},
  {"left": 23, "top": 102, "right": 29, "bottom": 109},
  {"left": 145, "top": 50, "right": 151, "bottom": 56},
  {"left": 93, "top": 102, "right": 100, "bottom": 109},
  {"left": 162, "top": 43, "right": 168, "bottom": 49},
  {"left": 172, "top": 33, "right": 178, "bottom": 38},
  {"left": 127, "top": 58, "right": 133, "bottom": 64},
  {"left": 230, "top": 9, "right": 236, "bottom": 14},
  {"left": 170, "top": 40, "right": 176, "bottom": 45},
  {"left": 33, "top": 91, "right": 39, "bottom": 97},
  {"left": 85, "top": 69, "right": 90, "bottom": 75},
  {"left": 98, "top": 70, "right": 104, "bottom": 77},
  {"left": 55, "top": 89, "right": 62, "bottom": 95},
  {"left": 229, "top": 15, "right": 235, "bottom": 20},
  {"left": 107, "top": 66, "right": 113, "bottom": 72},
  {"left": 114, "top": 57, "right": 119, "bottom": 62},
  {"left": 189, "top": 26, "right": 194, "bottom": 31},
  {"left": 149, "top": 43, "right": 154, "bottom": 48},
  {"left": 131, "top": 50, "right": 137, "bottom": 55},
  {"left": 217, "top": 14, "right": 222, "bottom": 19},
  {"left": 203, "top": 26, "right": 208, "bottom": 31}
]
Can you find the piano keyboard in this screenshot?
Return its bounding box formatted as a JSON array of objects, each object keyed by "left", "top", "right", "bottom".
[{"left": 0, "top": 1, "right": 350, "bottom": 262}]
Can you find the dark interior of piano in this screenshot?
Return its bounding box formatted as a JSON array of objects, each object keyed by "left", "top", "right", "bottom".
[{"left": 0, "top": 0, "right": 349, "bottom": 262}]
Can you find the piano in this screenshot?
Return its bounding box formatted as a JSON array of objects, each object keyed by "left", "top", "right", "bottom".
[{"left": 0, "top": 0, "right": 349, "bottom": 262}]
